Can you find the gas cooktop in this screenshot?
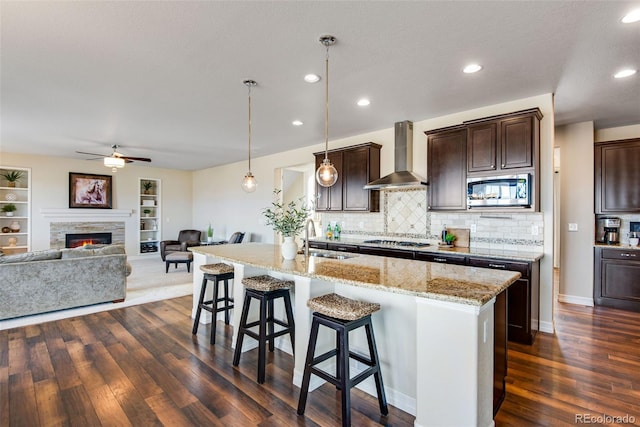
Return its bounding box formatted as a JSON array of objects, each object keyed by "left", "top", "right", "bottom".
[{"left": 362, "top": 239, "right": 431, "bottom": 248}]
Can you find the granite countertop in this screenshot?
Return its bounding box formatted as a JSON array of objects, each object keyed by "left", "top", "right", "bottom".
[
  {"left": 191, "top": 243, "right": 521, "bottom": 307},
  {"left": 594, "top": 243, "right": 640, "bottom": 251},
  {"left": 308, "top": 237, "right": 544, "bottom": 262}
]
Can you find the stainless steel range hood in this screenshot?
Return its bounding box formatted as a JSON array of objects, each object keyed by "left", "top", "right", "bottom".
[{"left": 364, "top": 120, "right": 428, "bottom": 190}]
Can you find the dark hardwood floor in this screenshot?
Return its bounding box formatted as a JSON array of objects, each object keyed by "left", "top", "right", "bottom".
[{"left": 2, "top": 292, "right": 639, "bottom": 426}]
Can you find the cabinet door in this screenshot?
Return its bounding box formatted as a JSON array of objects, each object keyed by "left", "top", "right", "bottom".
[
  {"left": 467, "top": 122, "right": 497, "bottom": 172},
  {"left": 315, "top": 152, "right": 343, "bottom": 211},
  {"left": 343, "top": 147, "right": 374, "bottom": 211},
  {"left": 427, "top": 129, "right": 467, "bottom": 211},
  {"left": 595, "top": 139, "right": 640, "bottom": 213},
  {"left": 595, "top": 247, "right": 640, "bottom": 311},
  {"left": 500, "top": 116, "right": 533, "bottom": 170}
]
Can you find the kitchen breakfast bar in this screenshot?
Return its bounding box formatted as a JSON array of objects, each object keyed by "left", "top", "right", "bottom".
[{"left": 190, "top": 243, "right": 521, "bottom": 427}]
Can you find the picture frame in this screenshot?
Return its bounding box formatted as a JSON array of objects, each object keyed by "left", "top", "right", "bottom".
[{"left": 69, "top": 172, "right": 112, "bottom": 209}]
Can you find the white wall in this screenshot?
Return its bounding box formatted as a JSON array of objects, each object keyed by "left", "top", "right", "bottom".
[
  {"left": 0, "top": 152, "right": 192, "bottom": 255},
  {"left": 555, "top": 122, "right": 595, "bottom": 306}
]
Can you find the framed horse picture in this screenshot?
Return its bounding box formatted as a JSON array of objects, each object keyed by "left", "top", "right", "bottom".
[{"left": 69, "top": 172, "right": 112, "bottom": 209}]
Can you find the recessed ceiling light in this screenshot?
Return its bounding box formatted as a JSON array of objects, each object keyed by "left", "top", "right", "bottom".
[
  {"left": 614, "top": 69, "right": 637, "bottom": 79},
  {"left": 357, "top": 98, "right": 370, "bottom": 107},
  {"left": 621, "top": 8, "right": 640, "bottom": 23},
  {"left": 463, "top": 64, "right": 483, "bottom": 74},
  {"left": 292, "top": 120, "right": 303, "bottom": 126},
  {"left": 304, "top": 74, "right": 320, "bottom": 83}
]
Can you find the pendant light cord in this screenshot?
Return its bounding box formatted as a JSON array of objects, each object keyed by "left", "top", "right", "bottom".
[
  {"left": 324, "top": 43, "right": 330, "bottom": 161},
  {"left": 247, "top": 83, "right": 252, "bottom": 172}
]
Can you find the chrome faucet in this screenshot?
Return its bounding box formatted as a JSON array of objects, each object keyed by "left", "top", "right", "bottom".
[{"left": 304, "top": 218, "right": 316, "bottom": 257}]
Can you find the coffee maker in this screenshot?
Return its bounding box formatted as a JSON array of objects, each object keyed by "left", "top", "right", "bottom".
[{"left": 596, "top": 217, "right": 621, "bottom": 244}]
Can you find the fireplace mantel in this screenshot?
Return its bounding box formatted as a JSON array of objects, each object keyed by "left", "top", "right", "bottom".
[{"left": 41, "top": 208, "right": 133, "bottom": 219}]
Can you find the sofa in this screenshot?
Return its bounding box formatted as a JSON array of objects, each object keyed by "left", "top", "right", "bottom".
[{"left": 0, "top": 244, "right": 130, "bottom": 320}]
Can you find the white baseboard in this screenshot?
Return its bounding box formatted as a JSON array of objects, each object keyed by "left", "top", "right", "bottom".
[
  {"left": 539, "top": 320, "right": 554, "bottom": 334},
  {"left": 558, "top": 294, "right": 594, "bottom": 307}
]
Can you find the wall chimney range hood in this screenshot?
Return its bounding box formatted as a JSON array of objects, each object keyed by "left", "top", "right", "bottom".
[{"left": 364, "top": 120, "right": 428, "bottom": 190}]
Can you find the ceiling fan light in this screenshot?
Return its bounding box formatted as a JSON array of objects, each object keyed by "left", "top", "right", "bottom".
[
  {"left": 316, "top": 158, "right": 338, "bottom": 187},
  {"left": 104, "top": 157, "right": 125, "bottom": 168},
  {"left": 241, "top": 172, "right": 257, "bottom": 193}
]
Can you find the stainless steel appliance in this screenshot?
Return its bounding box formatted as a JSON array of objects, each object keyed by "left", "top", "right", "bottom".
[
  {"left": 467, "top": 174, "right": 531, "bottom": 208},
  {"left": 596, "top": 217, "right": 621, "bottom": 244},
  {"left": 364, "top": 121, "right": 428, "bottom": 190}
]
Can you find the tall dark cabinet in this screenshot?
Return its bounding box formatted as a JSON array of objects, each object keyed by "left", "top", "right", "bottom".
[
  {"left": 425, "top": 126, "right": 467, "bottom": 211},
  {"left": 595, "top": 138, "right": 640, "bottom": 213},
  {"left": 314, "top": 142, "right": 381, "bottom": 212}
]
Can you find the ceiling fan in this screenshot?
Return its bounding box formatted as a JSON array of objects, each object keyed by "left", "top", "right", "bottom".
[{"left": 76, "top": 144, "right": 151, "bottom": 171}]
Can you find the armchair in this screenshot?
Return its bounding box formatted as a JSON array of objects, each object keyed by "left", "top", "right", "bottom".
[
  {"left": 226, "top": 231, "right": 245, "bottom": 244},
  {"left": 160, "top": 229, "right": 202, "bottom": 261}
]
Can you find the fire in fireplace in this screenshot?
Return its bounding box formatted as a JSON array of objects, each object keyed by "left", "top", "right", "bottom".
[{"left": 65, "top": 232, "right": 112, "bottom": 248}]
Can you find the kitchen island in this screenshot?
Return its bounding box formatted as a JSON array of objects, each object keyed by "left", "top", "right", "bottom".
[{"left": 190, "top": 243, "right": 521, "bottom": 427}]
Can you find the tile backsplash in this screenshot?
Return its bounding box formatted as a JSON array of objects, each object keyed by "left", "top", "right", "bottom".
[{"left": 319, "top": 188, "right": 544, "bottom": 252}]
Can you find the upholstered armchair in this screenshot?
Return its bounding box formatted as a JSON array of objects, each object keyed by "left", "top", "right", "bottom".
[
  {"left": 225, "top": 231, "right": 245, "bottom": 244},
  {"left": 160, "top": 229, "right": 202, "bottom": 261}
]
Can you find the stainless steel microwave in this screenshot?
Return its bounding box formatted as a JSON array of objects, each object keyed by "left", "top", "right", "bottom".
[{"left": 467, "top": 174, "right": 531, "bottom": 208}]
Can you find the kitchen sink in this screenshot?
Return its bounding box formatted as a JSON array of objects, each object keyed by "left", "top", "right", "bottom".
[{"left": 308, "top": 251, "right": 354, "bottom": 260}]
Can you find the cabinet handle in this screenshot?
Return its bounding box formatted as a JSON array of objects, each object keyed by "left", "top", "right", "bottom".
[
  {"left": 501, "top": 163, "right": 505, "bottom": 167},
  {"left": 491, "top": 165, "right": 495, "bottom": 169},
  {"left": 620, "top": 253, "right": 636, "bottom": 257},
  {"left": 434, "top": 257, "right": 447, "bottom": 262},
  {"left": 489, "top": 263, "right": 506, "bottom": 268}
]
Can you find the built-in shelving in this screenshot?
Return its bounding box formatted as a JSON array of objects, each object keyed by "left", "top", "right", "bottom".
[
  {"left": 0, "top": 166, "right": 31, "bottom": 255},
  {"left": 138, "top": 178, "right": 161, "bottom": 255}
]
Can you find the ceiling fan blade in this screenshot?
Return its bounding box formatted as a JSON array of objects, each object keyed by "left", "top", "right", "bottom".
[
  {"left": 76, "top": 150, "right": 108, "bottom": 157},
  {"left": 121, "top": 156, "right": 152, "bottom": 162}
]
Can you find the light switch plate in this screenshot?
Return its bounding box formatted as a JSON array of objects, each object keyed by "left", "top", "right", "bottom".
[
  {"left": 531, "top": 225, "right": 539, "bottom": 235},
  {"left": 568, "top": 223, "right": 578, "bottom": 231},
  {"left": 470, "top": 224, "right": 477, "bottom": 233}
]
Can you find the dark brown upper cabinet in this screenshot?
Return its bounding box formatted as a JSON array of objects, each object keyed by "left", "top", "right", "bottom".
[
  {"left": 314, "top": 142, "right": 381, "bottom": 212},
  {"left": 425, "top": 126, "right": 467, "bottom": 211},
  {"left": 595, "top": 138, "right": 640, "bottom": 213},
  {"left": 466, "top": 108, "right": 542, "bottom": 175}
]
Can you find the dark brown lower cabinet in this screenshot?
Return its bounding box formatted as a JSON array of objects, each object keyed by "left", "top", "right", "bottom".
[
  {"left": 594, "top": 247, "right": 640, "bottom": 311},
  {"left": 468, "top": 257, "right": 539, "bottom": 345},
  {"left": 493, "top": 289, "right": 507, "bottom": 416}
]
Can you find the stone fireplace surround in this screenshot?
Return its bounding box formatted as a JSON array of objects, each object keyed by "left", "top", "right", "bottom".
[{"left": 50, "top": 222, "right": 125, "bottom": 249}]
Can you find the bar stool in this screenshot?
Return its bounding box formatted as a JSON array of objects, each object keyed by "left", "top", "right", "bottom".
[
  {"left": 232, "top": 275, "right": 295, "bottom": 384},
  {"left": 192, "top": 263, "right": 235, "bottom": 344},
  {"left": 297, "top": 293, "right": 388, "bottom": 427}
]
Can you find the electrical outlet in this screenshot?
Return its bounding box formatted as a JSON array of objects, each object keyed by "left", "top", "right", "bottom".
[
  {"left": 531, "top": 225, "right": 539, "bottom": 235},
  {"left": 470, "top": 224, "right": 477, "bottom": 233},
  {"left": 568, "top": 223, "right": 578, "bottom": 232}
]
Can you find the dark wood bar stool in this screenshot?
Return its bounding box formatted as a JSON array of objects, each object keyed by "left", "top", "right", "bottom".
[
  {"left": 297, "top": 293, "right": 388, "bottom": 427},
  {"left": 192, "top": 263, "right": 235, "bottom": 344},
  {"left": 232, "top": 275, "right": 295, "bottom": 384}
]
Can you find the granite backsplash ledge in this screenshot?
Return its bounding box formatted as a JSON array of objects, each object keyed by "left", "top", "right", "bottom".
[{"left": 319, "top": 188, "right": 544, "bottom": 252}]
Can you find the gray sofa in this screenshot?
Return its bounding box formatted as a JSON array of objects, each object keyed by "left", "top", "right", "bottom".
[{"left": 0, "top": 244, "right": 130, "bottom": 320}]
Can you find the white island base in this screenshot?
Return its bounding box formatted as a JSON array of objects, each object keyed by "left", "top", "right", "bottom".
[{"left": 191, "top": 248, "right": 506, "bottom": 427}]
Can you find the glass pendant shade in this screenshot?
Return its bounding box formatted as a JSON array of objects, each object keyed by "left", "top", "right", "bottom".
[
  {"left": 316, "top": 158, "right": 338, "bottom": 187},
  {"left": 241, "top": 171, "right": 257, "bottom": 193}
]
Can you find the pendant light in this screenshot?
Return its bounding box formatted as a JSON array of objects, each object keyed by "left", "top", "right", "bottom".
[
  {"left": 315, "top": 35, "right": 338, "bottom": 188},
  {"left": 241, "top": 79, "right": 257, "bottom": 193}
]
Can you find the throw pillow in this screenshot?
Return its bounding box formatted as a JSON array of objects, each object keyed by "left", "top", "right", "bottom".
[{"left": 0, "top": 249, "right": 62, "bottom": 264}]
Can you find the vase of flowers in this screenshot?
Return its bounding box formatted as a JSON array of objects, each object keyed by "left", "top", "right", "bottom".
[{"left": 262, "top": 189, "right": 310, "bottom": 260}]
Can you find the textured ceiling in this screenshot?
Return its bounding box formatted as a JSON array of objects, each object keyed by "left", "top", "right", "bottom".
[{"left": 1, "top": 1, "right": 639, "bottom": 170}]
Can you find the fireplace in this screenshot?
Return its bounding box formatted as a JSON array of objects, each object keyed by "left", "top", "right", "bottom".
[{"left": 65, "top": 232, "right": 112, "bottom": 248}]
